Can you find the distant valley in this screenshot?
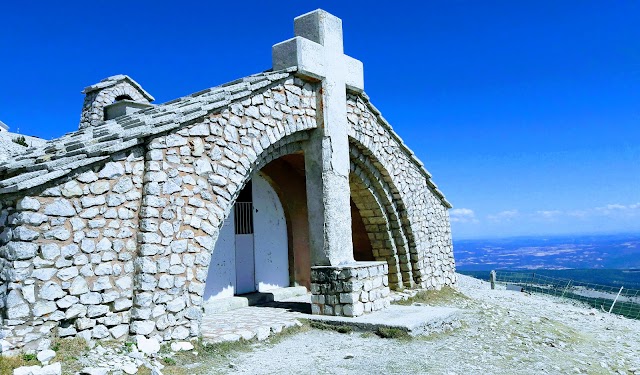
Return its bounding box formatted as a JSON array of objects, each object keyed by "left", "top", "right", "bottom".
[
  {"left": 454, "top": 233, "right": 640, "bottom": 288},
  {"left": 454, "top": 233, "right": 640, "bottom": 271}
]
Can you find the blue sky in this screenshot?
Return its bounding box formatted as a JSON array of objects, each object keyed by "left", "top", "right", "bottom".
[{"left": 1, "top": 1, "right": 639, "bottom": 239}]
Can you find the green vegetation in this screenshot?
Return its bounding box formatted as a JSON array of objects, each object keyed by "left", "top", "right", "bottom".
[
  {"left": 161, "top": 323, "right": 308, "bottom": 374},
  {"left": 308, "top": 320, "right": 353, "bottom": 334},
  {"left": 393, "top": 286, "right": 469, "bottom": 306},
  {"left": 12, "top": 136, "right": 28, "bottom": 147},
  {"left": 0, "top": 337, "right": 89, "bottom": 374},
  {"left": 374, "top": 327, "right": 411, "bottom": 340},
  {"left": 0, "top": 354, "right": 38, "bottom": 374},
  {"left": 162, "top": 357, "right": 177, "bottom": 365}
]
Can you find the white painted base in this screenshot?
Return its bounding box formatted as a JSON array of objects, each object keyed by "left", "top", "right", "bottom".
[
  {"left": 203, "top": 172, "right": 289, "bottom": 302},
  {"left": 204, "top": 209, "right": 235, "bottom": 300}
]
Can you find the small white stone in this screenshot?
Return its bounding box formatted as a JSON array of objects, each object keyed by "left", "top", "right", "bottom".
[
  {"left": 17, "top": 197, "right": 41, "bottom": 211},
  {"left": 61, "top": 181, "right": 83, "bottom": 197},
  {"left": 98, "top": 162, "right": 125, "bottom": 179},
  {"left": 37, "top": 349, "right": 56, "bottom": 364},
  {"left": 123, "top": 364, "right": 138, "bottom": 374},
  {"left": 69, "top": 276, "right": 90, "bottom": 295},
  {"left": 39, "top": 282, "right": 65, "bottom": 300},
  {"left": 131, "top": 321, "right": 155, "bottom": 335},
  {"left": 80, "top": 367, "right": 109, "bottom": 375},
  {"left": 194, "top": 159, "right": 212, "bottom": 175},
  {"left": 44, "top": 198, "right": 76, "bottom": 217},
  {"left": 136, "top": 336, "right": 160, "bottom": 355},
  {"left": 32, "top": 301, "right": 57, "bottom": 317},
  {"left": 170, "top": 341, "right": 194, "bottom": 352}
]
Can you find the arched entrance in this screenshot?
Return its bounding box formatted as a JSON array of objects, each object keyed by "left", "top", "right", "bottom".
[{"left": 204, "top": 171, "right": 289, "bottom": 299}]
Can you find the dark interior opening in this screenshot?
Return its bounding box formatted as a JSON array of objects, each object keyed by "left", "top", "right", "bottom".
[
  {"left": 235, "top": 181, "right": 254, "bottom": 234},
  {"left": 114, "top": 94, "right": 134, "bottom": 102}
]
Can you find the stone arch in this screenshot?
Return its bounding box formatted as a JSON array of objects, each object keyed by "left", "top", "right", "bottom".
[
  {"left": 347, "top": 93, "right": 456, "bottom": 289},
  {"left": 257, "top": 152, "right": 311, "bottom": 288},
  {"left": 349, "top": 167, "right": 402, "bottom": 288},
  {"left": 349, "top": 142, "right": 417, "bottom": 288},
  {"left": 202, "top": 140, "right": 309, "bottom": 300},
  {"left": 130, "top": 77, "right": 318, "bottom": 340}
]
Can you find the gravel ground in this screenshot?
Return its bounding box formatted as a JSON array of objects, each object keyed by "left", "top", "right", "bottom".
[{"left": 206, "top": 274, "right": 640, "bottom": 375}]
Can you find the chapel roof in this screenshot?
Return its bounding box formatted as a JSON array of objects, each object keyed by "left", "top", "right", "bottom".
[
  {"left": 82, "top": 74, "right": 155, "bottom": 102},
  {"left": 0, "top": 68, "right": 450, "bottom": 207}
]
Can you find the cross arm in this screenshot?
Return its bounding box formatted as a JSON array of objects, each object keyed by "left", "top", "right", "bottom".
[
  {"left": 343, "top": 55, "right": 364, "bottom": 93},
  {"left": 272, "top": 37, "right": 326, "bottom": 81}
]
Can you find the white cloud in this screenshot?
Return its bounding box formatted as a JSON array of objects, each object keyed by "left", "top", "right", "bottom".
[
  {"left": 567, "top": 210, "right": 589, "bottom": 218},
  {"left": 449, "top": 208, "right": 478, "bottom": 223},
  {"left": 535, "top": 210, "right": 563, "bottom": 219},
  {"left": 487, "top": 210, "right": 519, "bottom": 221},
  {"left": 536, "top": 203, "right": 640, "bottom": 220},
  {"left": 594, "top": 203, "right": 640, "bottom": 215}
]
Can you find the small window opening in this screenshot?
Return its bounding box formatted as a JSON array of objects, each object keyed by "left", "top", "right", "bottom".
[
  {"left": 234, "top": 181, "right": 254, "bottom": 234},
  {"left": 114, "top": 94, "right": 133, "bottom": 102}
]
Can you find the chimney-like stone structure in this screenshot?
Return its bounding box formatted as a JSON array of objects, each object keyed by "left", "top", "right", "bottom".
[{"left": 79, "top": 75, "right": 154, "bottom": 129}]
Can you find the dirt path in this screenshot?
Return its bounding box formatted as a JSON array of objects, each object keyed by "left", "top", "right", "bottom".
[{"left": 205, "top": 274, "right": 640, "bottom": 375}]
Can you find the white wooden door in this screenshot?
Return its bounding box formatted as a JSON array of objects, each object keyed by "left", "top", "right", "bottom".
[
  {"left": 253, "top": 173, "right": 289, "bottom": 292},
  {"left": 235, "top": 234, "right": 255, "bottom": 294}
]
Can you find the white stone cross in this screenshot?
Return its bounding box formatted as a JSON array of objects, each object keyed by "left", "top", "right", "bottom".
[
  {"left": 272, "top": 9, "right": 364, "bottom": 92},
  {"left": 272, "top": 10, "right": 364, "bottom": 266}
]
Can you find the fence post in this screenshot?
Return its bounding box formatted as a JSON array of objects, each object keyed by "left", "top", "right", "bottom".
[
  {"left": 561, "top": 280, "right": 572, "bottom": 298},
  {"left": 608, "top": 286, "right": 624, "bottom": 314},
  {"left": 490, "top": 270, "right": 496, "bottom": 290}
]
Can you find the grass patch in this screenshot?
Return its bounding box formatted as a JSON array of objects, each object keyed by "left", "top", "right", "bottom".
[
  {"left": 393, "top": 286, "right": 469, "bottom": 306},
  {"left": 360, "top": 331, "right": 375, "bottom": 338},
  {"left": 374, "top": 327, "right": 411, "bottom": 340},
  {"left": 0, "top": 353, "right": 38, "bottom": 374},
  {"left": 0, "top": 337, "right": 90, "bottom": 375},
  {"left": 12, "top": 136, "right": 28, "bottom": 147},
  {"left": 161, "top": 323, "right": 309, "bottom": 374},
  {"left": 266, "top": 322, "right": 311, "bottom": 345},
  {"left": 160, "top": 337, "right": 254, "bottom": 375},
  {"left": 52, "top": 337, "right": 89, "bottom": 359},
  {"left": 308, "top": 320, "right": 353, "bottom": 334},
  {"left": 162, "top": 357, "right": 177, "bottom": 365},
  {"left": 53, "top": 337, "right": 91, "bottom": 374}
]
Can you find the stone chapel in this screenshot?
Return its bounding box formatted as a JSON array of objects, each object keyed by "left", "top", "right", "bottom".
[{"left": 0, "top": 10, "right": 456, "bottom": 352}]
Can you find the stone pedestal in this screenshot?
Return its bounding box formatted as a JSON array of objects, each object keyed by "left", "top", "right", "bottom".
[{"left": 310, "top": 261, "right": 391, "bottom": 317}]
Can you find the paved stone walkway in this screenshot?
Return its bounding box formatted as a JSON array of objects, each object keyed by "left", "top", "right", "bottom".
[{"left": 201, "top": 301, "right": 308, "bottom": 343}]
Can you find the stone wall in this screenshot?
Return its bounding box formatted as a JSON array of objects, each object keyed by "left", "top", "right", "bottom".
[
  {"left": 130, "top": 78, "right": 318, "bottom": 341},
  {"left": 0, "top": 148, "right": 144, "bottom": 353},
  {"left": 310, "top": 262, "right": 391, "bottom": 317},
  {"left": 0, "top": 75, "right": 455, "bottom": 350},
  {"left": 347, "top": 94, "right": 456, "bottom": 290}
]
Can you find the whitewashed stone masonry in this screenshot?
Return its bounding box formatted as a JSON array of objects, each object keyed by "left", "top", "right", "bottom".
[
  {"left": 0, "top": 148, "right": 144, "bottom": 353},
  {"left": 130, "top": 79, "right": 318, "bottom": 340},
  {"left": 347, "top": 93, "right": 456, "bottom": 289},
  {"left": 0, "top": 9, "right": 456, "bottom": 351}
]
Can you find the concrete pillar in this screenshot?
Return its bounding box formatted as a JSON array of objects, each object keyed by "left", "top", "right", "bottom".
[{"left": 273, "top": 9, "right": 364, "bottom": 267}]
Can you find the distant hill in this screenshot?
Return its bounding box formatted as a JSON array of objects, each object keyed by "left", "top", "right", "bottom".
[{"left": 453, "top": 233, "right": 640, "bottom": 271}]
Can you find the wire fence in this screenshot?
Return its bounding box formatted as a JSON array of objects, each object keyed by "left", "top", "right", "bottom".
[{"left": 491, "top": 270, "right": 640, "bottom": 320}]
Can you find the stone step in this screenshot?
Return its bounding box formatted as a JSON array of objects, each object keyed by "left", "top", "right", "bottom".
[
  {"left": 306, "top": 305, "right": 460, "bottom": 336},
  {"left": 203, "top": 286, "right": 308, "bottom": 314}
]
